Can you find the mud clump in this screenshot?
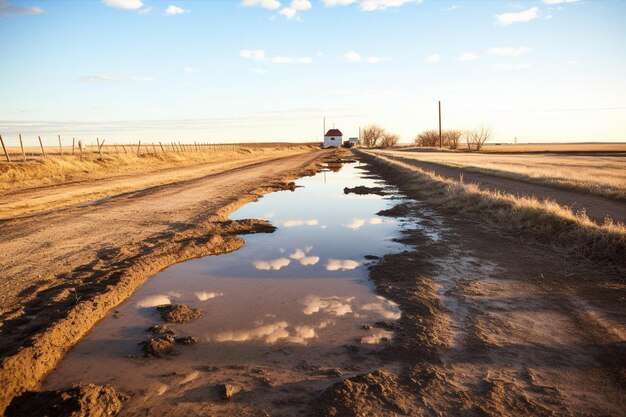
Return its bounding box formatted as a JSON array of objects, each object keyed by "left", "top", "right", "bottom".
[
  {"left": 175, "top": 336, "right": 197, "bottom": 345},
  {"left": 343, "top": 186, "right": 385, "bottom": 196},
  {"left": 314, "top": 370, "right": 417, "bottom": 417},
  {"left": 6, "top": 383, "right": 126, "bottom": 417},
  {"left": 142, "top": 335, "right": 176, "bottom": 358},
  {"left": 215, "top": 383, "right": 239, "bottom": 400},
  {"left": 156, "top": 304, "right": 202, "bottom": 323},
  {"left": 147, "top": 324, "right": 175, "bottom": 335}
]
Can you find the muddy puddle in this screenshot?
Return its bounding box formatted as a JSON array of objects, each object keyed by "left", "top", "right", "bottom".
[{"left": 41, "top": 161, "right": 418, "bottom": 415}]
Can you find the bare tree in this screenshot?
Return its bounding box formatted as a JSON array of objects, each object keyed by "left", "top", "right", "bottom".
[
  {"left": 414, "top": 130, "right": 439, "bottom": 147},
  {"left": 361, "top": 124, "right": 386, "bottom": 148},
  {"left": 443, "top": 130, "right": 462, "bottom": 149},
  {"left": 380, "top": 132, "right": 400, "bottom": 148},
  {"left": 464, "top": 126, "right": 491, "bottom": 151}
]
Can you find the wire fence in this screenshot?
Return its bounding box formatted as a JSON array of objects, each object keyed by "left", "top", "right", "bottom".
[{"left": 0, "top": 134, "right": 313, "bottom": 163}]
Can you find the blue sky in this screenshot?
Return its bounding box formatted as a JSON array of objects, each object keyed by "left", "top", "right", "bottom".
[{"left": 1, "top": 0, "right": 625, "bottom": 144}]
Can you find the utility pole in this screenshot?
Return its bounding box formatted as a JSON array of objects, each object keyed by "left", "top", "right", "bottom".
[
  {"left": 438, "top": 100, "right": 442, "bottom": 148},
  {"left": 323, "top": 117, "right": 326, "bottom": 139}
]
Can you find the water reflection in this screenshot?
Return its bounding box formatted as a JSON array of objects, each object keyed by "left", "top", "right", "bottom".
[
  {"left": 302, "top": 295, "right": 355, "bottom": 316},
  {"left": 361, "top": 330, "right": 394, "bottom": 344},
  {"left": 361, "top": 296, "right": 401, "bottom": 320},
  {"left": 195, "top": 291, "right": 224, "bottom": 301},
  {"left": 280, "top": 219, "right": 319, "bottom": 227},
  {"left": 136, "top": 294, "right": 171, "bottom": 308},
  {"left": 252, "top": 257, "right": 291, "bottom": 270},
  {"left": 344, "top": 217, "right": 384, "bottom": 230},
  {"left": 325, "top": 259, "right": 360, "bottom": 271}
]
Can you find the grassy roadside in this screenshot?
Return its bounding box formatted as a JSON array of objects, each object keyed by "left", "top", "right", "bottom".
[
  {"left": 377, "top": 149, "right": 626, "bottom": 202},
  {"left": 0, "top": 144, "right": 316, "bottom": 194},
  {"left": 358, "top": 150, "right": 626, "bottom": 269}
]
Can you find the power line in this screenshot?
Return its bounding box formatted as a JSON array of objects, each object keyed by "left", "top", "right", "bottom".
[{"left": 459, "top": 106, "right": 626, "bottom": 113}]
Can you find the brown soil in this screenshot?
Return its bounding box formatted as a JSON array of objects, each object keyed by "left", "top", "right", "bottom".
[
  {"left": 313, "top": 370, "right": 421, "bottom": 417},
  {"left": 0, "top": 149, "right": 331, "bottom": 413},
  {"left": 156, "top": 304, "right": 202, "bottom": 324},
  {"left": 141, "top": 335, "right": 177, "bottom": 358},
  {"left": 6, "top": 383, "right": 127, "bottom": 417}
]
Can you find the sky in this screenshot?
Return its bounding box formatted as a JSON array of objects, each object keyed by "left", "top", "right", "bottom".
[{"left": 1, "top": 0, "right": 625, "bottom": 145}]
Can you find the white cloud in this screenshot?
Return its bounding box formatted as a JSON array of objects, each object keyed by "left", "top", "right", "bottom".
[
  {"left": 241, "top": 0, "right": 281, "bottom": 10},
  {"left": 299, "top": 256, "right": 320, "bottom": 266},
  {"left": 0, "top": 0, "right": 44, "bottom": 15},
  {"left": 443, "top": 5, "right": 457, "bottom": 11},
  {"left": 495, "top": 7, "right": 539, "bottom": 26},
  {"left": 326, "top": 258, "right": 360, "bottom": 271},
  {"left": 290, "top": 0, "right": 311, "bottom": 10},
  {"left": 487, "top": 47, "right": 532, "bottom": 56},
  {"left": 343, "top": 50, "right": 362, "bottom": 62},
  {"left": 289, "top": 247, "right": 319, "bottom": 265},
  {"left": 240, "top": 49, "right": 266, "bottom": 61},
  {"left": 102, "top": 0, "right": 143, "bottom": 10},
  {"left": 137, "top": 6, "right": 153, "bottom": 14},
  {"left": 359, "top": 0, "right": 422, "bottom": 11},
  {"left": 253, "top": 257, "right": 291, "bottom": 270},
  {"left": 279, "top": 7, "right": 297, "bottom": 18},
  {"left": 253, "top": 68, "right": 267, "bottom": 75},
  {"left": 425, "top": 54, "right": 440, "bottom": 63},
  {"left": 213, "top": 321, "right": 290, "bottom": 343},
  {"left": 272, "top": 56, "right": 312, "bottom": 63},
  {"left": 322, "top": 0, "right": 355, "bottom": 6},
  {"left": 541, "top": 0, "right": 580, "bottom": 4},
  {"left": 361, "top": 329, "right": 393, "bottom": 344},
  {"left": 165, "top": 5, "right": 189, "bottom": 15},
  {"left": 494, "top": 63, "right": 531, "bottom": 70},
  {"left": 183, "top": 67, "right": 201, "bottom": 73},
  {"left": 82, "top": 75, "right": 156, "bottom": 83},
  {"left": 460, "top": 52, "right": 478, "bottom": 61},
  {"left": 366, "top": 56, "right": 390, "bottom": 63}
]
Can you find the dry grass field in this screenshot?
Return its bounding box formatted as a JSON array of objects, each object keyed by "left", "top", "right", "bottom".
[
  {"left": 0, "top": 144, "right": 315, "bottom": 195},
  {"left": 381, "top": 147, "right": 626, "bottom": 201},
  {"left": 479, "top": 143, "right": 626, "bottom": 153}
]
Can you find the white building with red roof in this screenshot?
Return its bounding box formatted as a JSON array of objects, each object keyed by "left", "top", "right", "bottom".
[{"left": 324, "top": 128, "right": 343, "bottom": 148}]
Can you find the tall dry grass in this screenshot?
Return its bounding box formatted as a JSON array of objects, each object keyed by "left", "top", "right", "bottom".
[
  {"left": 0, "top": 145, "right": 314, "bottom": 194},
  {"left": 361, "top": 151, "right": 626, "bottom": 268},
  {"left": 381, "top": 149, "right": 626, "bottom": 201}
]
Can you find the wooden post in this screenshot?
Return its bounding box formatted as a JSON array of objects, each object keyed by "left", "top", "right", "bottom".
[
  {"left": 178, "top": 142, "right": 184, "bottom": 152},
  {"left": 121, "top": 144, "right": 127, "bottom": 153},
  {"left": 137, "top": 141, "right": 141, "bottom": 155},
  {"left": 0, "top": 134, "right": 11, "bottom": 163},
  {"left": 152, "top": 143, "right": 157, "bottom": 154},
  {"left": 114, "top": 144, "right": 118, "bottom": 153},
  {"left": 96, "top": 138, "right": 103, "bottom": 157},
  {"left": 38, "top": 136, "right": 46, "bottom": 158},
  {"left": 58, "top": 134, "right": 63, "bottom": 156},
  {"left": 72, "top": 137, "right": 75, "bottom": 155},
  {"left": 159, "top": 142, "right": 165, "bottom": 153},
  {"left": 19, "top": 134, "right": 26, "bottom": 161}
]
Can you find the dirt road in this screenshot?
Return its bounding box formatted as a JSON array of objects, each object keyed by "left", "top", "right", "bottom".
[
  {"left": 0, "top": 149, "right": 328, "bottom": 412},
  {"left": 375, "top": 151, "right": 626, "bottom": 225},
  {"left": 355, "top": 152, "right": 626, "bottom": 417}
]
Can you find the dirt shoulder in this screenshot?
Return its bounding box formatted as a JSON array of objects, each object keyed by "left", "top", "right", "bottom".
[
  {"left": 0, "top": 149, "right": 329, "bottom": 413},
  {"left": 373, "top": 151, "right": 626, "bottom": 224},
  {"left": 357, "top": 152, "right": 625, "bottom": 416},
  {"left": 0, "top": 147, "right": 316, "bottom": 220}
]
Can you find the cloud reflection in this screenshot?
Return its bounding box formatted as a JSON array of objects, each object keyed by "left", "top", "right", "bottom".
[
  {"left": 253, "top": 258, "right": 291, "bottom": 270},
  {"left": 281, "top": 219, "right": 319, "bottom": 227},
  {"left": 195, "top": 291, "right": 224, "bottom": 301},
  {"left": 344, "top": 217, "right": 384, "bottom": 230},
  {"left": 210, "top": 320, "right": 330, "bottom": 346},
  {"left": 326, "top": 259, "right": 360, "bottom": 271},
  {"left": 136, "top": 294, "right": 170, "bottom": 308},
  {"left": 361, "top": 296, "right": 401, "bottom": 320},
  {"left": 290, "top": 246, "right": 320, "bottom": 266},
  {"left": 302, "top": 295, "right": 355, "bottom": 316}
]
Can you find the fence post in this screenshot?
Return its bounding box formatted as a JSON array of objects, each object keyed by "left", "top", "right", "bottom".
[
  {"left": 152, "top": 143, "right": 157, "bottom": 154},
  {"left": 38, "top": 136, "right": 46, "bottom": 158},
  {"left": 137, "top": 141, "right": 141, "bottom": 155},
  {"left": 96, "top": 138, "right": 103, "bottom": 157},
  {"left": 72, "top": 137, "right": 75, "bottom": 155},
  {"left": 159, "top": 142, "right": 165, "bottom": 153},
  {"left": 19, "top": 134, "right": 26, "bottom": 161},
  {"left": 0, "top": 134, "right": 11, "bottom": 163},
  {"left": 58, "top": 134, "right": 63, "bottom": 156},
  {"left": 114, "top": 144, "right": 118, "bottom": 153}
]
